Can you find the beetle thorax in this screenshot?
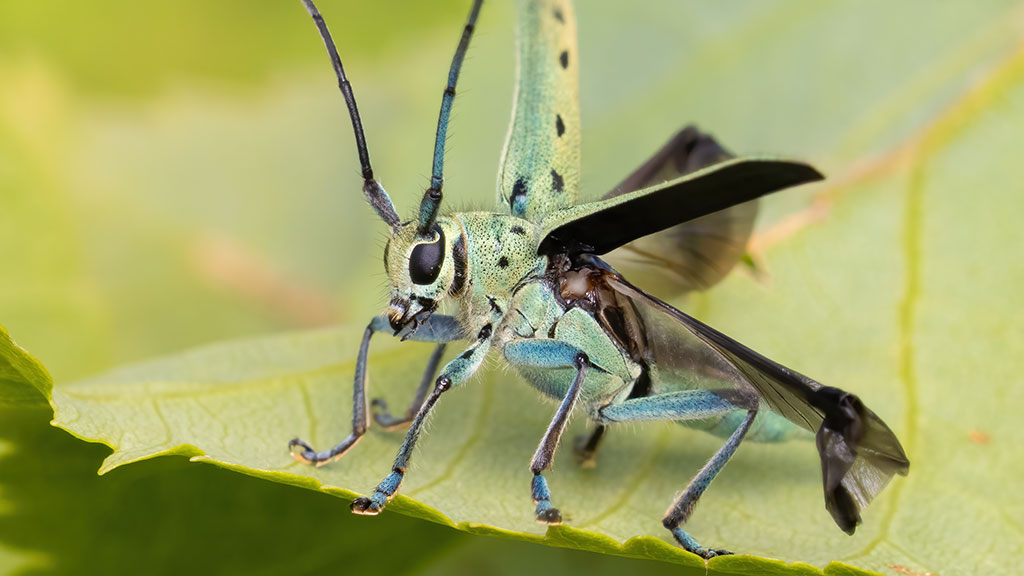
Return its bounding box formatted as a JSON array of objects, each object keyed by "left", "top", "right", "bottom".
[{"left": 451, "top": 212, "right": 546, "bottom": 323}]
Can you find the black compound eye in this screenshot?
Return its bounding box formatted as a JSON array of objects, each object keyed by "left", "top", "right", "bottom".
[{"left": 409, "top": 228, "right": 445, "bottom": 285}]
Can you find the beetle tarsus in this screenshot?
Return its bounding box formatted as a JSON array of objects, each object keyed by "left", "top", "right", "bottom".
[
  {"left": 695, "top": 547, "right": 732, "bottom": 560},
  {"left": 370, "top": 398, "right": 414, "bottom": 430},
  {"left": 534, "top": 503, "right": 562, "bottom": 525},
  {"left": 287, "top": 437, "right": 319, "bottom": 464},
  {"left": 350, "top": 496, "right": 383, "bottom": 515}
]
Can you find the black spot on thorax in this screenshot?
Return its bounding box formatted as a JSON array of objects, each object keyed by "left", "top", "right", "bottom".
[
  {"left": 559, "top": 51, "right": 569, "bottom": 69},
  {"left": 498, "top": 256, "right": 510, "bottom": 268},
  {"left": 510, "top": 225, "right": 526, "bottom": 236}
]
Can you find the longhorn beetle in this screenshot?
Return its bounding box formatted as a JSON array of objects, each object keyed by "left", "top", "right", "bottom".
[{"left": 289, "top": 0, "right": 910, "bottom": 558}]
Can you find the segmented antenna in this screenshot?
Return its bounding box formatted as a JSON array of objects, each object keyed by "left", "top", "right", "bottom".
[
  {"left": 301, "top": 0, "right": 401, "bottom": 228},
  {"left": 417, "top": 0, "right": 484, "bottom": 236}
]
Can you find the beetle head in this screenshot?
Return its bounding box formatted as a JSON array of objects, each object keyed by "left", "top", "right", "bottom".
[{"left": 383, "top": 218, "right": 459, "bottom": 338}]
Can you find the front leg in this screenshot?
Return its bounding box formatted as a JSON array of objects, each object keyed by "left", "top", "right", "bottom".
[
  {"left": 371, "top": 343, "right": 447, "bottom": 429},
  {"left": 351, "top": 324, "right": 493, "bottom": 515},
  {"left": 289, "top": 314, "right": 462, "bottom": 466}
]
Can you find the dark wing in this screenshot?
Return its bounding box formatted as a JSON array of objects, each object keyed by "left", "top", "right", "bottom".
[
  {"left": 603, "top": 126, "right": 758, "bottom": 295},
  {"left": 538, "top": 158, "right": 822, "bottom": 257},
  {"left": 598, "top": 269, "right": 909, "bottom": 534}
]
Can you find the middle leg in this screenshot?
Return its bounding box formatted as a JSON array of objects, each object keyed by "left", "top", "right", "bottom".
[
  {"left": 504, "top": 338, "right": 591, "bottom": 524},
  {"left": 530, "top": 352, "right": 588, "bottom": 524}
]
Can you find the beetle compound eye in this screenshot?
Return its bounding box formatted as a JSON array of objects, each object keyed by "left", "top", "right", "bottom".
[{"left": 409, "top": 229, "right": 446, "bottom": 285}]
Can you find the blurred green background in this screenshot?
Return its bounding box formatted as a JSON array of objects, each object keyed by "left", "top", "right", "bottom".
[{"left": 1, "top": 0, "right": 1022, "bottom": 574}]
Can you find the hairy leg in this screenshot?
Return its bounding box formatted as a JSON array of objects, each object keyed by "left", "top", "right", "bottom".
[
  {"left": 289, "top": 314, "right": 462, "bottom": 465},
  {"left": 598, "top": 390, "right": 756, "bottom": 559},
  {"left": 350, "top": 326, "right": 492, "bottom": 515},
  {"left": 371, "top": 343, "right": 447, "bottom": 429}
]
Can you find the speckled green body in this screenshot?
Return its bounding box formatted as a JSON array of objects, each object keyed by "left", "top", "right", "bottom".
[{"left": 380, "top": 2, "right": 797, "bottom": 441}]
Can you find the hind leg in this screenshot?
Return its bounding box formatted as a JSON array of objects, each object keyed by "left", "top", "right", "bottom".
[
  {"left": 661, "top": 409, "right": 757, "bottom": 558},
  {"left": 599, "top": 391, "right": 757, "bottom": 558}
]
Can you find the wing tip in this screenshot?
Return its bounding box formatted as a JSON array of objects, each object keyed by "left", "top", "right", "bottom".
[
  {"left": 814, "top": 386, "right": 910, "bottom": 534},
  {"left": 748, "top": 157, "right": 825, "bottom": 186}
]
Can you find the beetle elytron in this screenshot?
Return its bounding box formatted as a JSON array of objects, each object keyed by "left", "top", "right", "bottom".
[{"left": 288, "top": 0, "right": 909, "bottom": 558}]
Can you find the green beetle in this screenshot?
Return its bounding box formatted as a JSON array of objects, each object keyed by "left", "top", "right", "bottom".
[{"left": 289, "top": 0, "right": 909, "bottom": 558}]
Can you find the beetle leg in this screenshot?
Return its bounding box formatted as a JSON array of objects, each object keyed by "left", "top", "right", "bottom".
[
  {"left": 503, "top": 338, "right": 593, "bottom": 524},
  {"left": 350, "top": 327, "right": 492, "bottom": 516},
  {"left": 371, "top": 343, "right": 447, "bottom": 430},
  {"left": 597, "top": 390, "right": 755, "bottom": 559},
  {"left": 573, "top": 424, "right": 606, "bottom": 468},
  {"left": 289, "top": 315, "right": 462, "bottom": 466},
  {"left": 530, "top": 351, "right": 588, "bottom": 525},
  {"left": 662, "top": 409, "right": 757, "bottom": 559}
]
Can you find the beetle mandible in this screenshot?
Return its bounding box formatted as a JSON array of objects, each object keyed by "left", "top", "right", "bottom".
[{"left": 288, "top": 0, "right": 910, "bottom": 559}]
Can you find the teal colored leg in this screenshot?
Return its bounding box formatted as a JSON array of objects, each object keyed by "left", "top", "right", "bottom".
[
  {"left": 351, "top": 325, "right": 492, "bottom": 515},
  {"left": 531, "top": 353, "right": 588, "bottom": 524},
  {"left": 289, "top": 314, "right": 463, "bottom": 466},
  {"left": 504, "top": 339, "right": 589, "bottom": 524},
  {"left": 664, "top": 409, "right": 757, "bottom": 559},
  {"left": 595, "top": 390, "right": 757, "bottom": 559},
  {"left": 598, "top": 390, "right": 737, "bottom": 424},
  {"left": 371, "top": 343, "right": 447, "bottom": 429},
  {"left": 590, "top": 390, "right": 750, "bottom": 466}
]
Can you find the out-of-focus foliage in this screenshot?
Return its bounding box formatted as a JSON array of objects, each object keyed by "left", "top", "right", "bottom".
[{"left": 1, "top": 1, "right": 1022, "bottom": 575}]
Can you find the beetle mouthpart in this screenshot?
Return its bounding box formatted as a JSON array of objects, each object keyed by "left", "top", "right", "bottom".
[
  {"left": 397, "top": 306, "right": 437, "bottom": 341},
  {"left": 397, "top": 317, "right": 420, "bottom": 341},
  {"left": 387, "top": 297, "right": 437, "bottom": 339},
  {"left": 387, "top": 298, "right": 408, "bottom": 333}
]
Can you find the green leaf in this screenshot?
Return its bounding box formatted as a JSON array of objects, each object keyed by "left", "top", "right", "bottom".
[
  {"left": 0, "top": 405, "right": 470, "bottom": 576},
  {"left": 3, "top": 324, "right": 873, "bottom": 576},
  {"left": 0, "top": 325, "right": 52, "bottom": 408},
  {"left": 0, "top": 333, "right": 798, "bottom": 576}
]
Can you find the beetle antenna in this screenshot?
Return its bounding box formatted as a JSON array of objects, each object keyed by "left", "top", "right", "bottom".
[
  {"left": 301, "top": 0, "right": 401, "bottom": 228},
  {"left": 417, "top": 0, "right": 484, "bottom": 235}
]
